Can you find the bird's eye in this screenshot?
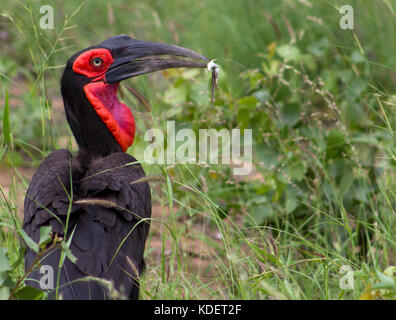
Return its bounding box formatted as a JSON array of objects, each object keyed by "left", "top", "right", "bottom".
[{"left": 91, "top": 57, "right": 103, "bottom": 67}]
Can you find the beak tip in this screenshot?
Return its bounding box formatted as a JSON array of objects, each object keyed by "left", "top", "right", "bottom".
[{"left": 105, "top": 37, "right": 211, "bottom": 82}]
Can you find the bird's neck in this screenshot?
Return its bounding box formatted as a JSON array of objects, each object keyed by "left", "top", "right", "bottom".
[
  {"left": 72, "top": 148, "right": 101, "bottom": 173},
  {"left": 62, "top": 81, "right": 135, "bottom": 157}
]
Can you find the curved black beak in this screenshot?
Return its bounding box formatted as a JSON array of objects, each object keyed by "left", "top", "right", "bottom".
[{"left": 103, "top": 35, "right": 209, "bottom": 84}]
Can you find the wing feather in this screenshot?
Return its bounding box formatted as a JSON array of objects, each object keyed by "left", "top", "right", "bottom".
[{"left": 23, "top": 150, "right": 151, "bottom": 300}]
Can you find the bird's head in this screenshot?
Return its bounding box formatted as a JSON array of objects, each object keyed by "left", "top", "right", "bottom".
[{"left": 61, "top": 34, "right": 209, "bottom": 156}]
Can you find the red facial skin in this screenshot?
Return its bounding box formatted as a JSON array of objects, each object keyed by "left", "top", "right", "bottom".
[
  {"left": 72, "top": 48, "right": 114, "bottom": 79},
  {"left": 72, "top": 49, "right": 135, "bottom": 152}
]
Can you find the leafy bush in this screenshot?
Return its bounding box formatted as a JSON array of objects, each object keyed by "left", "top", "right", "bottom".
[{"left": 0, "top": 0, "right": 395, "bottom": 300}]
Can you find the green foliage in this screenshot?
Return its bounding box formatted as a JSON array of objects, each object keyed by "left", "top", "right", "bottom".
[
  {"left": 0, "top": 247, "right": 13, "bottom": 299},
  {"left": 0, "top": 0, "right": 395, "bottom": 300},
  {"left": 2, "top": 88, "right": 10, "bottom": 146},
  {"left": 357, "top": 266, "right": 396, "bottom": 300}
]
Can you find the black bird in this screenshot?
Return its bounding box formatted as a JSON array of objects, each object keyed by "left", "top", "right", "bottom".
[{"left": 22, "top": 35, "right": 209, "bottom": 299}]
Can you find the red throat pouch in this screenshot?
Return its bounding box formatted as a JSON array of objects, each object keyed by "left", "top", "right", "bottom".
[{"left": 84, "top": 82, "right": 135, "bottom": 152}]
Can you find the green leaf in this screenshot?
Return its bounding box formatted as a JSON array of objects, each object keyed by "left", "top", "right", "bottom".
[
  {"left": 349, "top": 78, "right": 368, "bottom": 97},
  {"left": 285, "top": 186, "right": 298, "bottom": 214},
  {"left": 284, "top": 160, "right": 307, "bottom": 182},
  {"left": 326, "top": 129, "right": 347, "bottom": 158},
  {"left": 181, "top": 68, "right": 201, "bottom": 79},
  {"left": 353, "top": 184, "right": 370, "bottom": 204},
  {"left": 249, "top": 203, "right": 273, "bottom": 225},
  {"left": 60, "top": 242, "right": 77, "bottom": 265},
  {"left": 0, "top": 248, "right": 11, "bottom": 273},
  {"left": 15, "top": 286, "right": 45, "bottom": 300},
  {"left": 60, "top": 225, "right": 78, "bottom": 266},
  {"left": 0, "top": 273, "right": 14, "bottom": 290},
  {"left": 39, "top": 226, "right": 53, "bottom": 248},
  {"left": 189, "top": 81, "right": 209, "bottom": 106},
  {"left": 350, "top": 133, "right": 378, "bottom": 146},
  {"left": 339, "top": 168, "right": 354, "bottom": 198},
  {"left": 0, "top": 287, "right": 10, "bottom": 300},
  {"left": 252, "top": 244, "right": 279, "bottom": 265},
  {"left": 11, "top": 247, "right": 25, "bottom": 270},
  {"left": 274, "top": 85, "right": 291, "bottom": 101},
  {"left": 238, "top": 96, "right": 258, "bottom": 110},
  {"left": 0, "top": 272, "right": 8, "bottom": 287},
  {"left": 247, "top": 195, "right": 268, "bottom": 207},
  {"left": 2, "top": 88, "right": 10, "bottom": 146},
  {"left": 281, "top": 103, "right": 301, "bottom": 126},
  {"left": 5, "top": 149, "right": 23, "bottom": 167},
  {"left": 19, "top": 229, "right": 39, "bottom": 253},
  {"left": 164, "top": 82, "right": 188, "bottom": 105},
  {"left": 237, "top": 107, "right": 250, "bottom": 129},
  {"left": 256, "top": 145, "right": 278, "bottom": 167},
  {"left": 165, "top": 105, "right": 182, "bottom": 118},
  {"left": 262, "top": 59, "right": 280, "bottom": 77},
  {"left": 308, "top": 38, "right": 330, "bottom": 57},
  {"left": 372, "top": 270, "right": 395, "bottom": 290},
  {"left": 338, "top": 69, "right": 354, "bottom": 84},
  {"left": 0, "top": 248, "right": 13, "bottom": 288},
  {"left": 277, "top": 45, "right": 302, "bottom": 62},
  {"left": 351, "top": 50, "right": 365, "bottom": 64},
  {"left": 383, "top": 266, "right": 396, "bottom": 278},
  {"left": 253, "top": 90, "right": 270, "bottom": 103}
]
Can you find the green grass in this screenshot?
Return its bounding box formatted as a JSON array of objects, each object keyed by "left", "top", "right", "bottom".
[{"left": 0, "top": 0, "right": 395, "bottom": 300}]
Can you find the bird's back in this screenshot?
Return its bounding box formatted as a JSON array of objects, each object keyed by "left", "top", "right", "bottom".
[{"left": 23, "top": 149, "right": 151, "bottom": 299}]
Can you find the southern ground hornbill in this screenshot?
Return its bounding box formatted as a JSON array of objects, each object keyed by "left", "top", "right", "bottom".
[{"left": 22, "top": 35, "right": 212, "bottom": 299}]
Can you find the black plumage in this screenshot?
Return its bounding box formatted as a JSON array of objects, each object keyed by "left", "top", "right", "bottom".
[
  {"left": 23, "top": 150, "right": 151, "bottom": 299},
  {"left": 22, "top": 35, "right": 209, "bottom": 300}
]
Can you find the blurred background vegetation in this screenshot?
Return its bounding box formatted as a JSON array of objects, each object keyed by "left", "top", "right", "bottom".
[{"left": 0, "top": 0, "right": 395, "bottom": 299}]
